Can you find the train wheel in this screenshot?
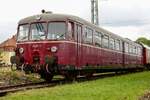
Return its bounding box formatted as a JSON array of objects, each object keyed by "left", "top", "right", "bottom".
[
  {"left": 65, "top": 72, "right": 77, "bottom": 81},
  {"left": 24, "top": 65, "right": 34, "bottom": 74},
  {"left": 40, "top": 72, "right": 53, "bottom": 82},
  {"left": 146, "top": 64, "right": 150, "bottom": 70},
  {"left": 85, "top": 73, "right": 93, "bottom": 79}
]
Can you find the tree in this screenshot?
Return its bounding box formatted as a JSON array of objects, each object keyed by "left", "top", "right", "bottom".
[
  {"left": 136, "top": 37, "right": 150, "bottom": 47},
  {"left": 0, "top": 50, "right": 3, "bottom": 65}
]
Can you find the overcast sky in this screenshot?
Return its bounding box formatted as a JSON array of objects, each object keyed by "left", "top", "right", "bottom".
[{"left": 0, "top": 0, "right": 150, "bottom": 42}]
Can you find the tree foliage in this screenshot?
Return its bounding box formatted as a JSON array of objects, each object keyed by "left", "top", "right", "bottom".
[
  {"left": 0, "top": 50, "right": 2, "bottom": 58},
  {"left": 136, "top": 37, "right": 150, "bottom": 47},
  {"left": 0, "top": 50, "right": 2, "bottom": 64}
]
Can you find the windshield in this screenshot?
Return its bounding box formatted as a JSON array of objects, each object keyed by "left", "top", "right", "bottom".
[
  {"left": 30, "top": 23, "right": 46, "bottom": 40},
  {"left": 17, "top": 24, "right": 29, "bottom": 41},
  {"left": 47, "top": 22, "right": 66, "bottom": 40}
]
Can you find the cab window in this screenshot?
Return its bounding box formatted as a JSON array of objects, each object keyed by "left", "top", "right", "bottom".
[
  {"left": 47, "top": 22, "right": 66, "bottom": 40},
  {"left": 30, "top": 23, "right": 46, "bottom": 40},
  {"left": 17, "top": 24, "right": 29, "bottom": 41}
]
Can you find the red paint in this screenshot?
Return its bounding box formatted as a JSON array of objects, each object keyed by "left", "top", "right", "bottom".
[{"left": 17, "top": 40, "right": 144, "bottom": 70}]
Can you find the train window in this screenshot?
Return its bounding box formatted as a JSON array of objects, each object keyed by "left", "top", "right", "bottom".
[
  {"left": 84, "top": 27, "right": 93, "bottom": 44},
  {"left": 132, "top": 46, "right": 134, "bottom": 54},
  {"left": 30, "top": 23, "right": 46, "bottom": 40},
  {"left": 68, "top": 22, "right": 74, "bottom": 39},
  {"left": 135, "top": 47, "right": 138, "bottom": 54},
  {"left": 132, "top": 46, "right": 134, "bottom": 53},
  {"left": 76, "top": 24, "right": 82, "bottom": 42},
  {"left": 129, "top": 45, "right": 134, "bottom": 54},
  {"left": 129, "top": 44, "right": 132, "bottom": 53},
  {"left": 17, "top": 24, "right": 29, "bottom": 41},
  {"left": 120, "top": 41, "right": 123, "bottom": 51},
  {"left": 48, "top": 22, "right": 66, "bottom": 40},
  {"left": 125, "top": 43, "right": 129, "bottom": 53},
  {"left": 109, "top": 38, "right": 115, "bottom": 49},
  {"left": 138, "top": 47, "right": 142, "bottom": 56},
  {"left": 115, "top": 40, "right": 120, "bottom": 51},
  {"left": 133, "top": 46, "right": 136, "bottom": 54},
  {"left": 93, "top": 31, "right": 102, "bottom": 47},
  {"left": 102, "top": 35, "right": 109, "bottom": 48}
]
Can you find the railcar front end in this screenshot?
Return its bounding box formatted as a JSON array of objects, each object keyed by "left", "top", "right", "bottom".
[{"left": 12, "top": 16, "right": 77, "bottom": 81}]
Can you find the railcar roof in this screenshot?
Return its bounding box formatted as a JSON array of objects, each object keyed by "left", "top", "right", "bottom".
[
  {"left": 141, "top": 43, "right": 150, "bottom": 50},
  {"left": 18, "top": 13, "right": 141, "bottom": 47}
]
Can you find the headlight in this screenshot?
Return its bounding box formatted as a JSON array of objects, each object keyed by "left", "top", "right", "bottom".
[
  {"left": 19, "top": 48, "right": 24, "bottom": 54},
  {"left": 51, "top": 46, "right": 58, "bottom": 53}
]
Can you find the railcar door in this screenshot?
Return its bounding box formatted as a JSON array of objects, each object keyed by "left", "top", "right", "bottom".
[{"left": 76, "top": 23, "right": 83, "bottom": 68}]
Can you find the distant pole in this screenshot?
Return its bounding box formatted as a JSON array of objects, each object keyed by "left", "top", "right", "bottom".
[{"left": 91, "top": 0, "right": 99, "bottom": 26}]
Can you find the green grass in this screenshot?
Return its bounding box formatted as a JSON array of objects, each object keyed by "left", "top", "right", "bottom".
[{"left": 1, "top": 71, "right": 150, "bottom": 100}]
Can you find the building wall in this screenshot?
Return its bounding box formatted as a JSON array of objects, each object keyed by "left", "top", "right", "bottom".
[
  {"left": 0, "top": 35, "right": 16, "bottom": 66},
  {"left": 1, "top": 51, "right": 15, "bottom": 65}
]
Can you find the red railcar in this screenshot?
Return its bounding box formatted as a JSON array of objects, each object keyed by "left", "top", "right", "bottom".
[
  {"left": 11, "top": 11, "right": 144, "bottom": 81},
  {"left": 142, "top": 44, "right": 150, "bottom": 67}
]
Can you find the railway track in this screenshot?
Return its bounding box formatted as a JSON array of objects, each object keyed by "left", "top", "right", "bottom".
[
  {"left": 0, "top": 71, "right": 142, "bottom": 97},
  {"left": 0, "top": 80, "right": 63, "bottom": 97}
]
